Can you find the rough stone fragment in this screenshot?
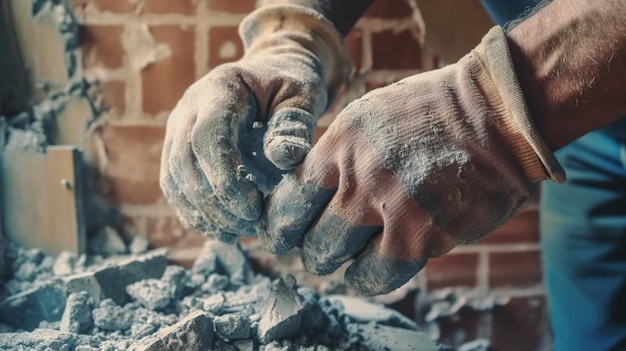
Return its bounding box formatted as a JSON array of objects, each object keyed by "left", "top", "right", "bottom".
[
  {"left": 92, "top": 300, "right": 133, "bottom": 331},
  {"left": 131, "top": 323, "right": 157, "bottom": 339},
  {"left": 126, "top": 279, "right": 171, "bottom": 311},
  {"left": 201, "top": 273, "right": 229, "bottom": 293},
  {"left": 53, "top": 251, "right": 77, "bottom": 277},
  {"left": 161, "top": 265, "right": 187, "bottom": 299},
  {"left": 327, "top": 295, "right": 417, "bottom": 330},
  {"left": 191, "top": 243, "right": 217, "bottom": 276},
  {"left": 233, "top": 339, "right": 254, "bottom": 351},
  {"left": 89, "top": 226, "right": 127, "bottom": 255},
  {"left": 0, "top": 283, "right": 66, "bottom": 330},
  {"left": 351, "top": 323, "right": 443, "bottom": 351},
  {"left": 63, "top": 249, "right": 168, "bottom": 305},
  {"left": 0, "top": 328, "right": 76, "bottom": 350},
  {"left": 130, "top": 311, "right": 214, "bottom": 351},
  {"left": 129, "top": 235, "right": 150, "bottom": 255},
  {"left": 202, "top": 292, "right": 226, "bottom": 313},
  {"left": 215, "top": 312, "right": 251, "bottom": 340},
  {"left": 257, "top": 276, "right": 303, "bottom": 343},
  {"left": 60, "top": 291, "right": 93, "bottom": 333},
  {"left": 194, "top": 240, "right": 253, "bottom": 284}
]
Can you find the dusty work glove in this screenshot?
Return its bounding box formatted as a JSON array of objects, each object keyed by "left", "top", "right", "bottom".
[
  {"left": 160, "top": 5, "right": 351, "bottom": 242},
  {"left": 260, "top": 27, "right": 564, "bottom": 295}
]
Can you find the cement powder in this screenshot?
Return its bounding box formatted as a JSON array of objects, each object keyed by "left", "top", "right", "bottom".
[{"left": 0, "top": 240, "right": 453, "bottom": 351}]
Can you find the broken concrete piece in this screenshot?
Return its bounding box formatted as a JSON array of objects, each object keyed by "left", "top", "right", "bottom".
[
  {"left": 129, "top": 235, "right": 149, "bottom": 255},
  {"left": 126, "top": 279, "right": 171, "bottom": 311},
  {"left": 202, "top": 292, "right": 226, "bottom": 313},
  {"left": 53, "top": 251, "right": 77, "bottom": 277},
  {"left": 160, "top": 265, "right": 187, "bottom": 299},
  {"left": 0, "top": 328, "right": 76, "bottom": 350},
  {"left": 60, "top": 291, "right": 92, "bottom": 333},
  {"left": 92, "top": 299, "right": 133, "bottom": 331},
  {"left": 63, "top": 249, "right": 167, "bottom": 305},
  {"left": 215, "top": 312, "right": 251, "bottom": 340},
  {"left": 257, "top": 276, "right": 303, "bottom": 343},
  {"left": 350, "top": 323, "right": 444, "bottom": 351},
  {"left": 0, "top": 283, "right": 66, "bottom": 331},
  {"left": 233, "top": 339, "right": 254, "bottom": 351},
  {"left": 130, "top": 311, "right": 213, "bottom": 351},
  {"left": 327, "top": 295, "right": 417, "bottom": 330},
  {"left": 89, "top": 226, "right": 127, "bottom": 256},
  {"left": 201, "top": 273, "right": 229, "bottom": 293},
  {"left": 194, "top": 240, "right": 253, "bottom": 284}
]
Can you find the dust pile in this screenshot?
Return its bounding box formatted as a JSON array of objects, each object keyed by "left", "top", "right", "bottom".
[{"left": 0, "top": 239, "right": 451, "bottom": 351}]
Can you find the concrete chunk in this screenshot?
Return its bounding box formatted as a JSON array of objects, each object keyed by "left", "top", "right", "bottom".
[
  {"left": 257, "top": 276, "right": 303, "bottom": 343},
  {"left": 327, "top": 295, "right": 417, "bottom": 330},
  {"left": 215, "top": 312, "right": 251, "bottom": 340},
  {"left": 60, "top": 291, "right": 93, "bottom": 333},
  {"left": 0, "top": 329, "right": 76, "bottom": 350},
  {"left": 351, "top": 324, "right": 443, "bottom": 351},
  {"left": 0, "top": 283, "right": 66, "bottom": 330},
  {"left": 92, "top": 299, "right": 133, "bottom": 331},
  {"left": 131, "top": 311, "right": 214, "bottom": 351},
  {"left": 126, "top": 279, "right": 171, "bottom": 311},
  {"left": 194, "top": 241, "right": 253, "bottom": 284},
  {"left": 63, "top": 249, "right": 167, "bottom": 305}
]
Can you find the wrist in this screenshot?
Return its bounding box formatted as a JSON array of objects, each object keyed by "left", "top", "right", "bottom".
[{"left": 506, "top": 0, "right": 626, "bottom": 150}]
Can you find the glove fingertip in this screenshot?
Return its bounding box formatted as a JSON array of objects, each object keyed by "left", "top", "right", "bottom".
[
  {"left": 345, "top": 248, "right": 427, "bottom": 296},
  {"left": 265, "top": 135, "right": 311, "bottom": 170},
  {"left": 265, "top": 107, "right": 317, "bottom": 170}
]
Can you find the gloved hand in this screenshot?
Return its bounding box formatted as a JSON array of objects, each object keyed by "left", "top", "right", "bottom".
[
  {"left": 160, "top": 5, "right": 351, "bottom": 243},
  {"left": 259, "top": 27, "right": 565, "bottom": 295}
]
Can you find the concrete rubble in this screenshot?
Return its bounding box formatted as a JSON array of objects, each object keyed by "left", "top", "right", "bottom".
[{"left": 0, "top": 239, "right": 452, "bottom": 350}]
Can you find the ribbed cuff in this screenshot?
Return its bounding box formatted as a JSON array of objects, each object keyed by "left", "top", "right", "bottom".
[{"left": 476, "top": 26, "right": 565, "bottom": 184}]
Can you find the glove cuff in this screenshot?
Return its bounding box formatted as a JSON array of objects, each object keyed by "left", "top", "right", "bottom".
[
  {"left": 239, "top": 5, "right": 352, "bottom": 93},
  {"left": 475, "top": 26, "right": 565, "bottom": 184}
]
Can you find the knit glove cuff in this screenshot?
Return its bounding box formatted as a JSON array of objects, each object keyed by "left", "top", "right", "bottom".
[{"left": 475, "top": 26, "right": 565, "bottom": 183}]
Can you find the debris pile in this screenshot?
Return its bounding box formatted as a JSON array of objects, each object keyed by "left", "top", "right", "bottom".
[{"left": 0, "top": 240, "right": 451, "bottom": 351}]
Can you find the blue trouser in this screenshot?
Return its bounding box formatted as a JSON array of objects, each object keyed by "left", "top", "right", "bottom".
[
  {"left": 480, "top": 0, "right": 626, "bottom": 349},
  {"left": 541, "top": 129, "right": 626, "bottom": 350}
]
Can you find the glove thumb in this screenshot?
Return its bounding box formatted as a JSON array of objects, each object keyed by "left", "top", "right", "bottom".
[{"left": 264, "top": 107, "right": 317, "bottom": 170}]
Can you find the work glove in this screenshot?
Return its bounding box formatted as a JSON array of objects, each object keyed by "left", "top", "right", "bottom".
[
  {"left": 260, "top": 27, "right": 565, "bottom": 295},
  {"left": 160, "top": 5, "right": 351, "bottom": 243}
]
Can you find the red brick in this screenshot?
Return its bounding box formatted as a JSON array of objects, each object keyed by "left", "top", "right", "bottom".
[
  {"left": 489, "top": 251, "right": 543, "bottom": 289},
  {"left": 97, "top": 125, "right": 165, "bottom": 205},
  {"left": 208, "top": 26, "right": 244, "bottom": 68},
  {"left": 426, "top": 253, "right": 479, "bottom": 291},
  {"left": 207, "top": 0, "right": 255, "bottom": 13},
  {"left": 146, "top": 216, "right": 207, "bottom": 249},
  {"left": 142, "top": 25, "right": 196, "bottom": 114},
  {"left": 143, "top": 0, "right": 196, "bottom": 15},
  {"left": 99, "top": 81, "right": 125, "bottom": 114},
  {"left": 82, "top": 25, "right": 125, "bottom": 69},
  {"left": 345, "top": 28, "right": 363, "bottom": 71},
  {"left": 371, "top": 29, "right": 422, "bottom": 70},
  {"left": 480, "top": 209, "right": 540, "bottom": 244},
  {"left": 491, "top": 297, "right": 552, "bottom": 351},
  {"left": 436, "top": 307, "right": 482, "bottom": 347},
  {"left": 73, "top": 0, "right": 135, "bottom": 13},
  {"left": 364, "top": 0, "right": 413, "bottom": 18}
]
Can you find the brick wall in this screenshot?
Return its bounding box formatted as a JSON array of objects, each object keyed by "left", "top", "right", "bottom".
[{"left": 74, "top": 0, "right": 551, "bottom": 349}]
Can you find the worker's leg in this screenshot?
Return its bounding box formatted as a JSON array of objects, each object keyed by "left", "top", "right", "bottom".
[{"left": 540, "top": 129, "right": 626, "bottom": 351}]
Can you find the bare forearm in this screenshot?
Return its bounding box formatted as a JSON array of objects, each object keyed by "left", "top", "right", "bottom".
[
  {"left": 507, "top": 0, "right": 626, "bottom": 150},
  {"left": 256, "top": 0, "right": 373, "bottom": 36}
]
